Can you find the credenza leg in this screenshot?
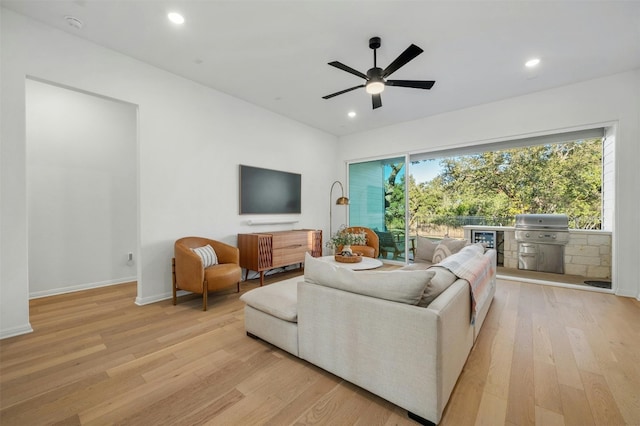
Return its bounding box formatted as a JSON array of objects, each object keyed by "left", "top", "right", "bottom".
[{"left": 260, "top": 271, "right": 264, "bottom": 286}]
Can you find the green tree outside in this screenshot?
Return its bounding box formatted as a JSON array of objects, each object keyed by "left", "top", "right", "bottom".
[{"left": 386, "top": 139, "right": 602, "bottom": 234}]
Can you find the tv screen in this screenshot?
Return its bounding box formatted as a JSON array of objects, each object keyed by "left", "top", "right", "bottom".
[{"left": 239, "top": 165, "right": 301, "bottom": 214}]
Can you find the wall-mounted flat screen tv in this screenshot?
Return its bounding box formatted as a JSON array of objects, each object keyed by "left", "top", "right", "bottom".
[{"left": 239, "top": 165, "right": 301, "bottom": 214}]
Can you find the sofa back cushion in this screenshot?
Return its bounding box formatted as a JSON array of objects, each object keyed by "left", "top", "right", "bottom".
[
  {"left": 304, "top": 254, "right": 434, "bottom": 305},
  {"left": 417, "top": 266, "right": 458, "bottom": 307},
  {"left": 415, "top": 236, "right": 438, "bottom": 262},
  {"left": 432, "top": 238, "right": 469, "bottom": 263}
]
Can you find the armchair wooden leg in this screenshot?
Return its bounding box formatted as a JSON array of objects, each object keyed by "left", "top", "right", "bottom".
[
  {"left": 237, "top": 282, "right": 240, "bottom": 293},
  {"left": 171, "top": 258, "right": 177, "bottom": 306},
  {"left": 203, "top": 289, "right": 208, "bottom": 311}
]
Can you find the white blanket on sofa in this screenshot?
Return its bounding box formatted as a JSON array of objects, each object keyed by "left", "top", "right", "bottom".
[{"left": 437, "top": 245, "right": 495, "bottom": 324}]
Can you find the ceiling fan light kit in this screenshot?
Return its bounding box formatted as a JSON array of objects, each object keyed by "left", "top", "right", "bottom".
[
  {"left": 323, "top": 36, "right": 435, "bottom": 109},
  {"left": 365, "top": 80, "right": 385, "bottom": 95}
]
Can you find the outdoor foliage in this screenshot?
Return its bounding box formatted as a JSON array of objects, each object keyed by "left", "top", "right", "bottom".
[{"left": 395, "top": 139, "right": 602, "bottom": 231}]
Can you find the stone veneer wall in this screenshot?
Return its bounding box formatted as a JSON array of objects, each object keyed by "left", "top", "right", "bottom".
[
  {"left": 465, "top": 227, "right": 612, "bottom": 280},
  {"left": 564, "top": 231, "right": 612, "bottom": 279}
]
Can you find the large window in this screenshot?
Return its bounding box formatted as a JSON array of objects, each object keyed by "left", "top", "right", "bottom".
[
  {"left": 409, "top": 128, "right": 607, "bottom": 241},
  {"left": 348, "top": 156, "right": 407, "bottom": 260}
]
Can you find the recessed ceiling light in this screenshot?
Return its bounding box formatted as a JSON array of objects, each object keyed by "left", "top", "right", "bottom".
[
  {"left": 525, "top": 58, "right": 541, "bottom": 68},
  {"left": 348, "top": 111, "right": 356, "bottom": 118},
  {"left": 167, "top": 12, "right": 185, "bottom": 24}
]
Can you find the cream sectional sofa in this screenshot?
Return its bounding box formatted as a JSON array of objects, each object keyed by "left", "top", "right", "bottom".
[{"left": 241, "top": 246, "right": 497, "bottom": 425}]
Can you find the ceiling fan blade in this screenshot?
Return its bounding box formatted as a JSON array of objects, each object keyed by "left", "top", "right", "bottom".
[
  {"left": 386, "top": 80, "right": 435, "bottom": 90},
  {"left": 328, "top": 61, "right": 368, "bottom": 80},
  {"left": 372, "top": 94, "right": 382, "bottom": 109},
  {"left": 382, "top": 44, "right": 424, "bottom": 78},
  {"left": 322, "top": 85, "right": 365, "bottom": 99}
]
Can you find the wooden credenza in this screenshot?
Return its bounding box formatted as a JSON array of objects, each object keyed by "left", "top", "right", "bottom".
[{"left": 238, "top": 229, "right": 322, "bottom": 286}]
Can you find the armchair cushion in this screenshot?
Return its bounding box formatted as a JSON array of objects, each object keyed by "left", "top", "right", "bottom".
[
  {"left": 191, "top": 244, "right": 218, "bottom": 268},
  {"left": 349, "top": 245, "right": 376, "bottom": 258}
]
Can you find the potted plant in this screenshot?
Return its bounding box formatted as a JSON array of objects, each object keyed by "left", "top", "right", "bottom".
[{"left": 326, "top": 226, "right": 366, "bottom": 255}]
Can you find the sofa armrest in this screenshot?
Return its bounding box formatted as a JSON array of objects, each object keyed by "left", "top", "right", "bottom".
[{"left": 297, "top": 278, "right": 473, "bottom": 424}]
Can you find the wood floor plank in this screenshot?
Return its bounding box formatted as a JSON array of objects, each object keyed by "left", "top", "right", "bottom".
[
  {"left": 545, "top": 298, "right": 584, "bottom": 390},
  {"left": 505, "top": 284, "right": 536, "bottom": 426},
  {"left": 474, "top": 391, "right": 507, "bottom": 426},
  {"left": 579, "top": 369, "right": 626, "bottom": 425},
  {"left": 263, "top": 372, "right": 341, "bottom": 426},
  {"left": 559, "top": 384, "right": 596, "bottom": 426},
  {"left": 532, "top": 313, "right": 555, "bottom": 366},
  {"left": 565, "top": 326, "right": 602, "bottom": 374},
  {"left": 535, "top": 406, "right": 566, "bottom": 426},
  {"left": 1, "top": 274, "right": 638, "bottom": 426},
  {"left": 534, "top": 359, "right": 563, "bottom": 414}
]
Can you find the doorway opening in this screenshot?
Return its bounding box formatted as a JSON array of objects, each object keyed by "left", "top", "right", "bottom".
[{"left": 26, "top": 78, "right": 139, "bottom": 302}]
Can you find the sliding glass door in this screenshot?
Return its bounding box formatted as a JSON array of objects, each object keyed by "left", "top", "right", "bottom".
[{"left": 348, "top": 156, "right": 408, "bottom": 261}]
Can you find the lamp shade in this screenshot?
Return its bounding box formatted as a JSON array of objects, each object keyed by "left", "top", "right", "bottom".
[{"left": 330, "top": 180, "right": 349, "bottom": 237}]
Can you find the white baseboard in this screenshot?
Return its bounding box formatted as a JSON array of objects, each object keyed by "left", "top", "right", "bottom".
[
  {"left": 135, "top": 290, "right": 189, "bottom": 306},
  {"left": 29, "top": 277, "right": 137, "bottom": 299},
  {"left": 0, "top": 323, "right": 34, "bottom": 340}
]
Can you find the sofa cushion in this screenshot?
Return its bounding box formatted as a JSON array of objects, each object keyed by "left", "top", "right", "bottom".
[
  {"left": 415, "top": 236, "right": 438, "bottom": 262},
  {"left": 304, "top": 253, "right": 340, "bottom": 285},
  {"left": 240, "top": 277, "right": 299, "bottom": 322},
  {"left": 417, "top": 266, "right": 459, "bottom": 307},
  {"left": 432, "top": 238, "right": 468, "bottom": 263},
  {"left": 191, "top": 244, "right": 218, "bottom": 268},
  {"left": 304, "top": 254, "right": 434, "bottom": 305}
]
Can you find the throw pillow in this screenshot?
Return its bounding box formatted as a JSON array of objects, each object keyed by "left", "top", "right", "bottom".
[
  {"left": 415, "top": 236, "right": 438, "bottom": 262},
  {"left": 417, "top": 266, "right": 458, "bottom": 307},
  {"left": 191, "top": 244, "right": 218, "bottom": 268},
  {"left": 432, "top": 238, "right": 468, "bottom": 263}
]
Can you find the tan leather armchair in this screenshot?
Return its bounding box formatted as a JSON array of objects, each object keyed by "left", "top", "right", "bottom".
[
  {"left": 172, "top": 237, "right": 242, "bottom": 311},
  {"left": 344, "top": 226, "right": 380, "bottom": 258}
]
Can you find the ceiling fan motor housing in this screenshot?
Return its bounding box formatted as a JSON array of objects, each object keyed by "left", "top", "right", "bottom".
[{"left": 367, "top": 67, "right": 384, "bottom": 79}]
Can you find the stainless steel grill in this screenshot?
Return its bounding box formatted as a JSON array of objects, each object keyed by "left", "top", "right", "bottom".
[{"left": 515, "top": 214, "right": 569, "bottom": 274}]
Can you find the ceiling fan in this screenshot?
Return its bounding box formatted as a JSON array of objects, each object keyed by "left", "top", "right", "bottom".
[{"left": 323, "top": 37, "right": 435, "bottom": 109}]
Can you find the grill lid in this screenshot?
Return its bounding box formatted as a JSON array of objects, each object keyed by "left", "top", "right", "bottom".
[{"left": 515, "top": 214, "right": 569, "bottom": 230}]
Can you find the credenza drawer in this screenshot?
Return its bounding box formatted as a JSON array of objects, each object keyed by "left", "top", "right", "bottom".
[
  {"left": 272, "top": 245, "right": 309, "bottom": 268},
  {"left": 272, "top": 232, "right": 311, "bottom": 249}
]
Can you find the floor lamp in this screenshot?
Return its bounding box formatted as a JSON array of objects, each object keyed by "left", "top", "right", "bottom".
[{"left": 329, "top": 180, "right": 349, "bottom": 237}]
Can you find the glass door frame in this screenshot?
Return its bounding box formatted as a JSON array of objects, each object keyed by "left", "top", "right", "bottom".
[{"left": 346, "top": 154, "right": 411, "bottom": 263}]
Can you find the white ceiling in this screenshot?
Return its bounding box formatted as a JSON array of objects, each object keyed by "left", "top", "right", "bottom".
[{"left": 3, "top": 1, "right": 640, "bottom": 136}]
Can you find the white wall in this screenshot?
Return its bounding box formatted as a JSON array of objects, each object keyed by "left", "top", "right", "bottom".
[
  {"left": 26, "top": 79, "right": 138, "bottom": 297},
  {"left": 1, "top": 9, "right": 338, "bottom": 338},
  {"left": 339, "top": 70, "right": 640, "bottom": 299}
]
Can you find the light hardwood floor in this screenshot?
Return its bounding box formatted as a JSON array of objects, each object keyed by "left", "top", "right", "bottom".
[{"left": 1, "top": 269, "right": 639, "bottom": 425}]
